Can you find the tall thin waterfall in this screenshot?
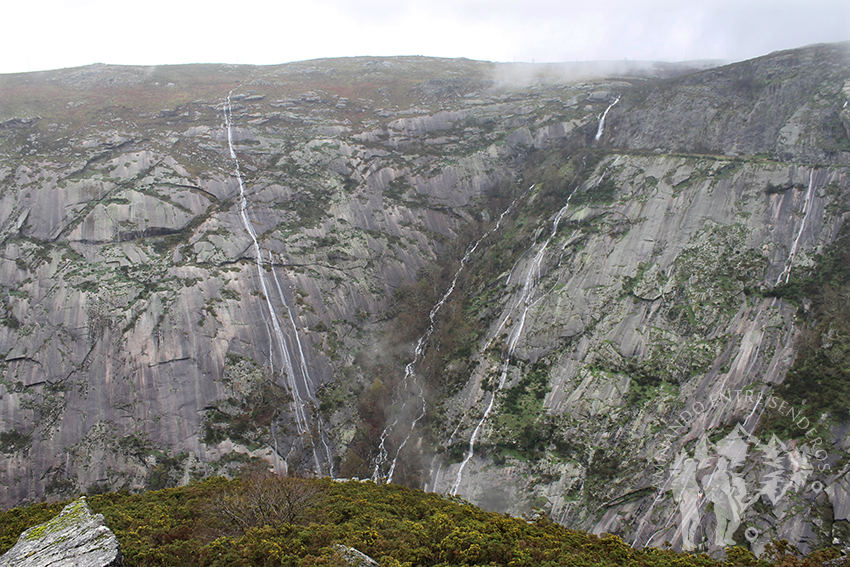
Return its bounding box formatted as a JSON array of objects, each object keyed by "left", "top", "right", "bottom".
[
  {"left": 450, "top": 186, "right": 579, "bottom": 495},
  {"left": 223, "top": 92, "right": 332, "bottom": 476}
]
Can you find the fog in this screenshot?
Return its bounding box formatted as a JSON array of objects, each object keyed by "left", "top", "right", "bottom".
[{"left": 2, "top": 0, "right": 847, "bottom": 74}]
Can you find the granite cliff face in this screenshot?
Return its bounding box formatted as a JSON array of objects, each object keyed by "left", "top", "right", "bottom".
[
  {"left": 0, "top": 44, "right": 849, "bottom": 556},
  {"left": 430, "top": 156, "right": 850, "bottom": 553},
  {"left": 606, "top": 42, "right": 850, "bottom": 164}
]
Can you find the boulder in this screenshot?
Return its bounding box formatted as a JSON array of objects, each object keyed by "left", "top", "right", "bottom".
[
  {"left": 332, "top": 544, "right": 378, "bottom": 567},
  {"left": 0, "top": 497, "right": 123, "bottom": 567}
]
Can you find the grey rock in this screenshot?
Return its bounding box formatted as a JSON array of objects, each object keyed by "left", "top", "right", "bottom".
[
  {"left": 605, "top": 43, "right": 850, "bottom": 164},
  {"left": 0, "top": 497, "right": 123, "bottom": 567},
  {"left": 506, "top": 127, "right": 534, "bottom": 148},
  {"left": 433, "top": 154, "right": 850, "bottom": 556},
  {"left": 332, "top": 545, "right": 378, "bottom": 567},
  {"left": 828, "top": 475, "right": 850, "bottom": 522}
]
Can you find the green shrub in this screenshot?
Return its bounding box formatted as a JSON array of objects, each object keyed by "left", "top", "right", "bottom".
[{"left": 0, "top": 477, "right": 842, "bottom": 566}]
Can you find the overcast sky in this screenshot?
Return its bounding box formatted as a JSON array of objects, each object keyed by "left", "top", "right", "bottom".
[{"left": 1, "top": 0, "right": 848, "bottom": 74}]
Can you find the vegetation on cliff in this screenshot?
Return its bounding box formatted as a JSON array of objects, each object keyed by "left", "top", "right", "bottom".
[{"left": 763, "top": 219, "right": 850, "bottom": 435}]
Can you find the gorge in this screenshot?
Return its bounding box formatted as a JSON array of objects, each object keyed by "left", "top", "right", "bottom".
[{"left": 0, "top": 42, "right": 849, "bottom": 556}]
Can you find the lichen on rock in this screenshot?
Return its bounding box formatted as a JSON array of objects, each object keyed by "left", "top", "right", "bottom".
[{"left": 0, "top": 496, "right": 123, "bottom": 567}]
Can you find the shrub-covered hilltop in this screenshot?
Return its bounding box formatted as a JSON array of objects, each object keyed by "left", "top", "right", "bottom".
[{"left": 0, "top": 473, "right": 843, "bottom": 567}]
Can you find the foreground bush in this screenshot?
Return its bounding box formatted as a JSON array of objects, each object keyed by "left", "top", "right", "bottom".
[{"left": 0, "top": 475, "right": 843, "bottom": 567}]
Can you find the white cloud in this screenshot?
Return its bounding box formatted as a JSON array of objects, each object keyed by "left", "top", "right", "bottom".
[{"left": 0, "top": 0, "right": 847, "bottom": 74}]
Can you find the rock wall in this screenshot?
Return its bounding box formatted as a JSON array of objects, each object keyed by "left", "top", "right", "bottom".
[
  {"left": 0, "top": 56, "right": 610, "bottom": 503},
  {"left": 429, "top": 154, "right": 850, "bottom": 555},
  {"left": 605, "top": 43, "right": 850, "bottom": 164}
]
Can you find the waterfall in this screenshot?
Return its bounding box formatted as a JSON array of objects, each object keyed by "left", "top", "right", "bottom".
[
  {"left": 775, "top": 169, "right": 816, "bottom": 285},
  {"left": 450, "top": 183, "right": 580, "bottom": 495},
  {"left": 371, "top": 188, "right": 531, "bottom": 483},
  {"left": 223, "top": 92, "right": 331, "bottom": 476},
  {"left": 269, "top": 252, "right": 335, "bottom": 476},
  {"left": 595, "top": 96, "right": 620, "bottom": 141}
]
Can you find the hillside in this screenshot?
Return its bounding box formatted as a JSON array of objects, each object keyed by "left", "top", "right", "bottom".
[
  {"left": 0, "top": 42, "right": 849, "bottom": 557},
  {"left": 0, "top": 476, "right": 843, "bottom": 567}
]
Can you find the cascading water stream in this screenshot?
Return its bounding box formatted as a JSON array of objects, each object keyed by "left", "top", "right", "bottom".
[
  {"left": 450, "top": 184, "right": 580, "bottom": 495},
  {"left": 372, "top": 189, "right": 531, "bottom": 483},
  {"left": 223, "top": 92, "right": 330, "bottom": 476},
  {"left": 372, "top": 320, "right": 433, "bottom": 482},
  {"left": 776, "top": 169, "right": 816, "bottom": 285},
  {"left": 448, "top": 156, "right": 625, "bottom": 495},
  {"left": 595, "top": 96, "right": 620, "bottom": 141},
  {"left": 384, "top": 383, "right": 427, "bottom": 482},
  {"left": 269, "top": 253, "right": 335, "bottom": 476}
]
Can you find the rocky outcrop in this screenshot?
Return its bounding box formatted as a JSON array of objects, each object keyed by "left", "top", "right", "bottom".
[
  {"left": 605, "top": 42, "right": 850, "bottom": 164},
  {"left": 332, "top": 545, "right": 379, "bottom": 567},
  {"left": 0, "top": 497, "right": 122, "bottom": 567},
  {"left": 0, "top": 54, "right": 622, "bottom": 504}
]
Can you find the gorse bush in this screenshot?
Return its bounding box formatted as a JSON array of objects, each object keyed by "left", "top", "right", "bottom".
[{"left": 0, "top": 475, "right": 843, "bottom": 567}]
